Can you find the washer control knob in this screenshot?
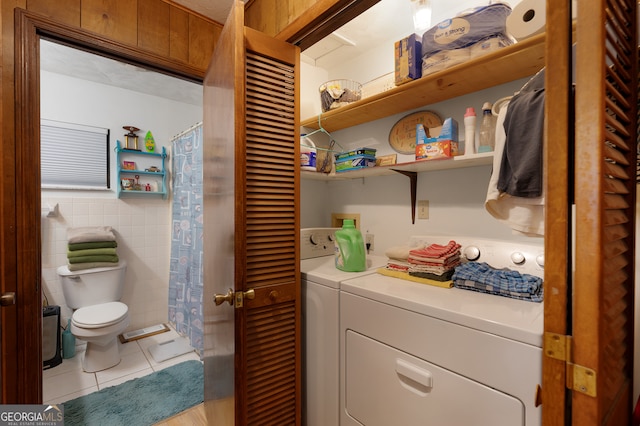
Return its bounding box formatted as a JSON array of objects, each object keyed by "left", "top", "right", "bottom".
[
  {"left": 464, "top": 245, "right": 481, "bottom": 261},
  {"left": 536, "top": 254, "right": 545, "bottom": 267},
  {"left": 510, "top": 252, "right": 526, "bottom": 265},
  {"left": 309, "top": 234, "right": 318, "bottom": 245}
]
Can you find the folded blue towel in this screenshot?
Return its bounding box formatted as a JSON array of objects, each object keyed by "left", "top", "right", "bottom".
[{"left": 452, "top": 262, "right": 543, "bottom": 302}]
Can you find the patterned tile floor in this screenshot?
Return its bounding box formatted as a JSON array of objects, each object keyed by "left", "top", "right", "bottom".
[{"left": 43, "top": 327, "right": 200, "bottom": 404}]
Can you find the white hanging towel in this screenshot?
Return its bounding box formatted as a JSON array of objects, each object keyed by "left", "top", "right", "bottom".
[{"left": 485, "top": 100, "right": 545, "bottom": 237}]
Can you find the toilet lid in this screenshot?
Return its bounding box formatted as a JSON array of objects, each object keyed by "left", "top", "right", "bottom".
[{"left": 73, "top": 302, "right": 128, "bottom": 329}]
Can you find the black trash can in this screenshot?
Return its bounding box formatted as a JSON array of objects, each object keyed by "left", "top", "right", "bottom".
[{"left": 42, "top": 305, "right": 62, "bottom": 369}]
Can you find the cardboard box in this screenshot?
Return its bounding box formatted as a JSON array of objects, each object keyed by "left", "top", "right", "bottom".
[
  {"left": 416, "top": 118, "right": 459, "bottom": 145},
  {"left": 335, "top": 155, "right": 377, "bottom": 172},
  {"left": 395, "top": 34, "right": 422, "bottom": 86},
  {"left": 437, "top": 117, "right": 458, "bottom": 142},
  {"left": 415, "top": 140, "right": 458, "bottom": 160},
  {"left": 335, "top": 148, "right": 377, "bottom": 161}
]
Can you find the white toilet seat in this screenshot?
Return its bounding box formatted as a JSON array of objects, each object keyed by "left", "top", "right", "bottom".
[{"left": 73, "top": 301, "right": 128, "bottom": 329}]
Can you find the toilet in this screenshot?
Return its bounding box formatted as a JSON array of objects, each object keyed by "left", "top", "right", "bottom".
[{"left": 56, "top": 261, "right": 129, "bottom": 373}]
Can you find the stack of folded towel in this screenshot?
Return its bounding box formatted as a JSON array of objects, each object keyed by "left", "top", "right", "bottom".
[
  {"left": 66, "top": 226, "right": 119, "bottom": 271},
  {"left": 383, "top": 245, "right": 415, "bottom": 273},
  {"left": 406, "top": 240, "right": 462, "bottom": 282},
  {"left": 452, "top": 262, "right": 543, "bottom": 302}
]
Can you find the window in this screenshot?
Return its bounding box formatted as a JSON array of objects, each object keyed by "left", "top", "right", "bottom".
[{"left": 40, "top": 120, "right": 110, "bottom": 190}]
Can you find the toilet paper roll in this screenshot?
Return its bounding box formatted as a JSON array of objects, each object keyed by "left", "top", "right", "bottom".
[{"left": 507, "top": 0, "right": 546, "bottom": 41}]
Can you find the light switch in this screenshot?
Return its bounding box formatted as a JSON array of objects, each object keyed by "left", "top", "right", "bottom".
[{"left": 418, "top": 200, "right": 429, "bottom": 219}]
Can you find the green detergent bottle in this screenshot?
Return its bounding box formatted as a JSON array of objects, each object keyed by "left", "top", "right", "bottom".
[{"left": 334, "top": 219, "right": 366, "bottom": 272}]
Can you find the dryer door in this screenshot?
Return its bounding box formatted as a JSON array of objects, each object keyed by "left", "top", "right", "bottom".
[{"left": 344, "top": 330, "right": 525, "bottom": 426}]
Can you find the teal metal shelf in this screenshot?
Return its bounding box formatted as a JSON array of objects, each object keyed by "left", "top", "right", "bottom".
[{"left": 115, "top": 140, "right": 168, "bottom": 199}]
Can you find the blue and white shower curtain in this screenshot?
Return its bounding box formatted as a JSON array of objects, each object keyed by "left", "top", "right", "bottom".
[{"left": 168, "top": 123, "right": 204, "bottom": 355}]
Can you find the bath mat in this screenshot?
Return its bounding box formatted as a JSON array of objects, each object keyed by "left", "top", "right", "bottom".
[{"left": 63, "top": 360, "right": 203, "bottom": 426}]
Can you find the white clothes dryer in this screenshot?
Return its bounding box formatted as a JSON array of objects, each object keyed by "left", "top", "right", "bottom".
[
  {"left": 301, "top": 228, "right": 387, "bottom": 426},
  {"left": 339, "top": 236, "right": 545, "bottom": 426}
]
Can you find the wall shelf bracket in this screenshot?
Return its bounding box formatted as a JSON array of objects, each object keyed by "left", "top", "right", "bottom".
[{"left": 392, "top": 169, "right": 417, "bottom": 224}]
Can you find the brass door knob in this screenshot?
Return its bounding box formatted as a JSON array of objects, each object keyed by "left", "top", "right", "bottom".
[
  {"left": 214, "top": 288, "right": 234, "bottom": 306},
  {"left": 1, "top": 292, "right": 16, "bottom": 307}
]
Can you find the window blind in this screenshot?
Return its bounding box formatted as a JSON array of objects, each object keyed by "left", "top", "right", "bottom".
[{"left": 41, "top": 120, "right": 110, "bottom": 190}]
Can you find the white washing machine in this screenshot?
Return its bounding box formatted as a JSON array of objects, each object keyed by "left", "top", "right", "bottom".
[
  {"left": 339, "top": 236, "right": 545, "bottom": 426},
  {"left": 301, "top": 228, "right": 387, "bottom": 426}
]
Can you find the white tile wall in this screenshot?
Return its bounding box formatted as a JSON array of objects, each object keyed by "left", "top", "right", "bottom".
[{"left": 41, "top": 196, "right": 171, "bottom": 332}]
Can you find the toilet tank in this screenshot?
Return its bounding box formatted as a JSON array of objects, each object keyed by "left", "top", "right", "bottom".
[{"left": 56, "top": 261, "right": 127, "bottom": 309}]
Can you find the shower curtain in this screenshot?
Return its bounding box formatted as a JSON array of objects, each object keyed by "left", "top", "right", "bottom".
[{"left": 168, "top": 123, "right": 204, "bottom": 355}]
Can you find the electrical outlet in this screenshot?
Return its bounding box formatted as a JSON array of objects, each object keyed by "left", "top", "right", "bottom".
[
  {"left": 418, "top": 200, "right": 429, "bottom": 219},
  {"left": 365, "top": 233, "right": 374, "bottom": 253}
]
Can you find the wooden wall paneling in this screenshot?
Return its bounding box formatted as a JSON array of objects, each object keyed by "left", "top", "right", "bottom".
[
  {"left": 245, "top": 0, "right": 317, "bottom": 36},
  {"left": 81, "top": 0, "right": 137, "bottom": 46},
  {"left": 138, "top": 0, "right": 170, "bottom": 56},
  {"left": 188, "top": 14, "right": 219, "bottom": 70},
  {"left": 169, "top": 6, "right": 189, "bottom": 63},
  {"left": 287, "top": 0, "right": 316, "bottom": 22},
  {"left": 26, "top": 0, "right": 80, "bottom": 26},
  {"left": 244, "top": 0, "right": 278, "bottom": 36}
]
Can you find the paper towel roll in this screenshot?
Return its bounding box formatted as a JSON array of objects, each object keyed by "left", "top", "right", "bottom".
[{"left": 507, "top": 0, "right": 546, "bottom": 41}]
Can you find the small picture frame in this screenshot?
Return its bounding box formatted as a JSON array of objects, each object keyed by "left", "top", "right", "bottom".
[
  {"left": 123, "top": 161, "right": 136, "bottom": 170},
  {"left": 121, "top": 178, "right": 135, "bottom": 190},
  {"left": 376, "top": 154, "right": 397, "bottom": 167}
]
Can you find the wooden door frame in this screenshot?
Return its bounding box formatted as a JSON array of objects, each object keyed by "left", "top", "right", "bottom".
[{"left": 7, "top": 9, "right": 204, "bottom": 403}]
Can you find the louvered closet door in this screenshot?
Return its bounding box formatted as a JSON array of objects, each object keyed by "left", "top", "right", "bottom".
[
  {"left": 202, "top": 1, "right": 301, "bottom": 425},
  {"left": 242, "top": 26, "right": 300, "bottom": 425},
  {"left": 573, "top": 0, "right": 637, "bottom": 423},
  {"left": 544, "top": 0, "right": 638, "bottom": 424}
]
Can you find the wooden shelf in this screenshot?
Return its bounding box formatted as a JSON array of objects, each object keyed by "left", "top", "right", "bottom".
[
  {"left": 300, "top": 33, "right": 546, "bottom": 133},
  {"left": 301, "top": 152, "right": 494, "bottom": 181}
]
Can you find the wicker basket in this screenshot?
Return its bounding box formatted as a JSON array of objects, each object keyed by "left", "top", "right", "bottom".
[{"left": 319, "top": 79, "right": 362, "bottom": 112}]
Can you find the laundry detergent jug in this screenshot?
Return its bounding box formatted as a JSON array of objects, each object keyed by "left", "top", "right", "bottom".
[{"left": 334, "top": 219, "right": 366, "bottom": 272}]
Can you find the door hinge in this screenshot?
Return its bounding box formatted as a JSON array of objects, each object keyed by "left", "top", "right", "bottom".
[
  {"left": 543, "top": 332, "right": 597, "bottom": 397},
  {"left": 567, "top": 363, "right": 597, "bottom": 397}
]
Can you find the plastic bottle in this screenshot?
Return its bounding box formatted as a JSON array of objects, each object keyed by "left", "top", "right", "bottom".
[
  {"left": 300, "top": 134, "right": 317, "bottom": 172},
  {"left": 463, "top": 107, "right": 476, "bottom": 155},
  {"left": 334, "top": 219, "right": 366, "bottom": 272},
  {"left": 478, "top": 102, "right": 496, "bottom": 153},
  {"left": 62, "top": 318, "right": 76, "bottom": 359}
]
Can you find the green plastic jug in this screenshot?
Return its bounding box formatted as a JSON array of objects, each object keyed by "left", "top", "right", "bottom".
[{"left": 334, "top": 219, "right": 366, "bottom": 272}]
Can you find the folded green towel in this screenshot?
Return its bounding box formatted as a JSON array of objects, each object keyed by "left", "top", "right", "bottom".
[
  {"left": 68, "top": 241, "right": 117, "bottom": 251},
  {"left": 67, "top": 255, "right": 119, "bottom": 264},
  {"left": 67, "top": 248, "right": 118, "bottom": 258}
]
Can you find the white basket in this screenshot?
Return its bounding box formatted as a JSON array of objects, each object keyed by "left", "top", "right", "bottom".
[{"left": 319, "top": 79, "right": 362, "bottom": 112}]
